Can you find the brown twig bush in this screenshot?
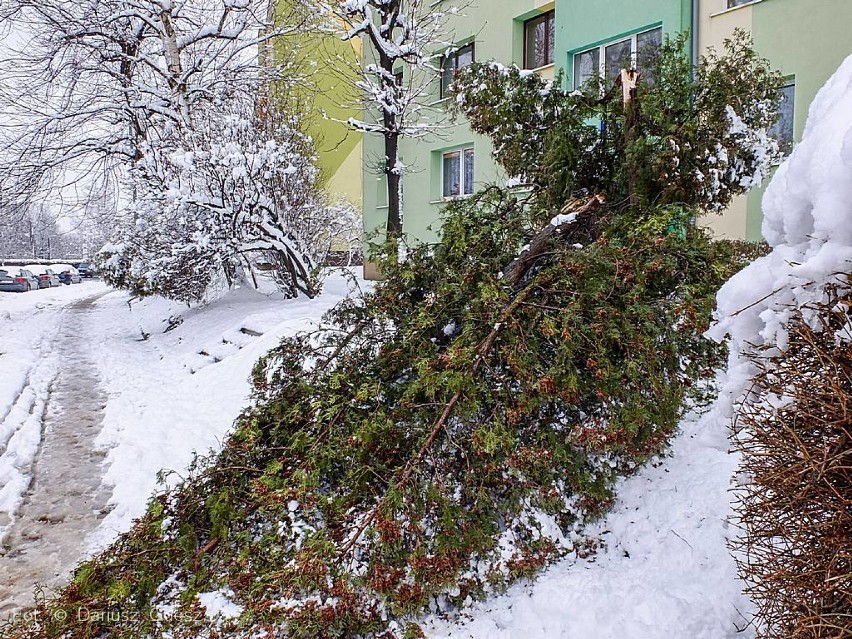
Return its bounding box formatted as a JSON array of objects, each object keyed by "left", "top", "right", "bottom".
[{"left": 732, "top": 286, "right": 852, "bottom": 638}]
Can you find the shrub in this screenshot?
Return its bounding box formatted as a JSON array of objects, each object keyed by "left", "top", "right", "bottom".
[{"left": 731, "top": 286, "right": 852, "bottom": 638}]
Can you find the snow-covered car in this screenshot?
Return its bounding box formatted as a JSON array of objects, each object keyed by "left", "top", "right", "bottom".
[
  {"left": 54, "top": 264, "right": 82, "bottom": 284},
  {"left": 0, "top": 267, "right": 40, "bottom": 292},
  {"left": 75, "top": 262, "right": 95, "bottom": 278},
  {"left": 25, "top": 264, "right": 61, "bottom": 288}
]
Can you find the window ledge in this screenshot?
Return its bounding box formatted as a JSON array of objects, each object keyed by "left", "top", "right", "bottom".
[
  {"left": 710, "top": 0, "right": 764, "bottom": 18},
  {"left": 430, "top": 195, "right": 474, "bottom": 204},
  {"left": 523, "top": 62, "right": 555, "bottom": 74}
]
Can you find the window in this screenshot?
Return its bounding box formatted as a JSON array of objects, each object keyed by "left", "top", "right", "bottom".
[
  {"left": 573, "top": 27, "right": 663, "bottom": 89},
  {"left": 770, "top": 82, "right": 795, "bottom": 152},
  {"left": 442, "top": 147, "right": 475, "bottom": 198},
  {"left": 524, "top": 10, "right": 555, "bottom": 69},
  {"left": 441, "top": 43, "right": 475, "bottom": 99}
]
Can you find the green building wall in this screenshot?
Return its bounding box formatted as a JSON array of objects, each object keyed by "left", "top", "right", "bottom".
[
  {"left": 744, "top": 0, "right": 852, "bottom": 240},
  {"left": 361, "top": 0, "right": 852, "bottom": 255}
]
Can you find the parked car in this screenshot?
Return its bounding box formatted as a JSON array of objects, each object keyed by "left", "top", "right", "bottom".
[
  {"left": 0, "top": 267, "right": 40, "bottom": 292},
  {"left": 54, "top": 264, "right": 82, "bottom": 284},
  {"left": 75, "top": 262, "right": 95, "bottom": 278},
  {"left": 25, "top": 264, "right": 61, "bottom": 288}
]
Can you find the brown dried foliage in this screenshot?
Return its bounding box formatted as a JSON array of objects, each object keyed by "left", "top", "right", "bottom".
[{"left": 732, "top": 288, "right": 852, "bottom": 638}]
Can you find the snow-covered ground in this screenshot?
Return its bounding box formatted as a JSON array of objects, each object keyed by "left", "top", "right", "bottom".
[
  {"left": 0, "top": 272, "right": 366, "bottom": 558},
  {"left": 83, "top": 271, "right": 366, "bottom": 550},
  {"left": 1, "top": 275, "right": 754, "bottom": 634},
  {"left": 422, "top": 395, "right": 753, "bottom": 639}
]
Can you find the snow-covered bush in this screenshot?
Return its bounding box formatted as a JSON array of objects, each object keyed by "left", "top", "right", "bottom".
[
  {"left": 708, "top": 55, "right": 852, "bottom": 638},
  {"left": 100, "top": 105, "right": 326, "bottom": 302},
  {"left": 1, "top": 0, "right": 335, "bottom": 301}
]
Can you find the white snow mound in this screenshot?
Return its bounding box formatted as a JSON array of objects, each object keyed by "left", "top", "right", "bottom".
[{"left": 708, "top": 54, "right": 852, "bottom": 358}]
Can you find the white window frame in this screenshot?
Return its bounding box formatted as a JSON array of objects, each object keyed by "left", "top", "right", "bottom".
[
  {"left": 441, "top": 147, "right": 475, "bottom": 199},
  {"left": 573, "top": 26, "right": 662, "bottom": 89}
]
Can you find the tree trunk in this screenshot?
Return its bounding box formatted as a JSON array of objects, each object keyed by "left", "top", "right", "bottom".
[
  {"left": 381, "top": 46, "right": 402, "bottom": 240},
  {"left": 385, "top": 131, "right": 402, "bottom": 239}
]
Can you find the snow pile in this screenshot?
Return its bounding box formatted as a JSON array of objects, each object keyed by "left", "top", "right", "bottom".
[
  {"left": 707, "top": 54, "right": 852, "bottom": 366},
  {"left": 422, "top": 405, "right": 752, "bottom": 639}
]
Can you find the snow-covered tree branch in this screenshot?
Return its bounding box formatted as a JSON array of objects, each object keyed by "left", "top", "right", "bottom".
[
  {"left": 318, "top": 0, "right": 461, "bottom": 239},
  {"left": 0, "top": 0, "right": 355, "bottom": 299}
]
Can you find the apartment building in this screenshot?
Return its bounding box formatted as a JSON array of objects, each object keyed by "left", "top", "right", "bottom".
[{"left": 357, "top": 0, "right": 852, "bottom": 268}]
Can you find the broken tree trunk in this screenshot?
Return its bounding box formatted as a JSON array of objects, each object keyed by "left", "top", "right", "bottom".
[{"left": 502, "top": 194, "right": 605, "bottom": 288}]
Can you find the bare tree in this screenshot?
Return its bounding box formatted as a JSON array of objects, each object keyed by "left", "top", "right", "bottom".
[
  {"left": 0, "top": 0, "right": 311, "bottom": 200},
  {"left": 320, "top": 0, "right": 458, "bottom": 240},
  {"left": 0, "top": 0, "right": 355, "bottom": 299}
]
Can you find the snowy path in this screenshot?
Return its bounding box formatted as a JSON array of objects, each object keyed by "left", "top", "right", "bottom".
[
  {"left": 0, "top": 292, "right": 112, "bottom": 617},
  {"left": 0, "top": 273, "right": 364, "bottom": 617}
]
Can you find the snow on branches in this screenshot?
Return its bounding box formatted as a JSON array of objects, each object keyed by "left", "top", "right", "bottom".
[
  {"left": 99, "top": 102, "right": 352, "bottom": 302},
  {"left": 317, "top": 0, "right": 460, "bottom": 237},
  {"left": 0, "top": 0, "right": 348, "bottom": 300},
  {"left": 0, "top": 0, "right": 310, "bottom": 195}
]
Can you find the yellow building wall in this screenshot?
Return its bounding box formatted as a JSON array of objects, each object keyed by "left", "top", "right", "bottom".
[
  {"left": 696, "top": 0, "right": 753, "bottom": 239},
  {"left": 326, "top": 139, "right": 364, "bottom": 206},
  {"left": 272, "top": 1, "right": 363, "bottom": 209}
]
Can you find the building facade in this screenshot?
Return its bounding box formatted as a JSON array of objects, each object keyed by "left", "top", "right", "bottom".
[
  {"left": 359, "top": 0, "right": 852, "bottom": 270},
  {"left": 557, "top": 0, "right": 693, "bottom": 90},
  {"left": 274, "top": 0, "right": 364, "bottom": 211},
  {"left": 361, "top": 0, "right": 694, "bottom": 264}
]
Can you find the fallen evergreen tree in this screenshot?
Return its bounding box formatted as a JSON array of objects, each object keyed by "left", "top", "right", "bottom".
[{"left": 0, "top": 32, "right": 782, "bottom": 639}]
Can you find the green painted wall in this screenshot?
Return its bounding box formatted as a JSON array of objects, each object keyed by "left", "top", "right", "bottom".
[
  {"left": 744, "top": 0, "right": 852, "bottom": 240},
  {"left": 556, "top": 0, "right": 693, "bottom": 88}
]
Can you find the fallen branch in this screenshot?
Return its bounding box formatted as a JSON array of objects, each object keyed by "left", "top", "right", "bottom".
[
  {"left": 502, "top": 194, "right": 604, "bottom": 287},
  {"left": 337, "top": 194, "right": 603, "bottom": 558}
]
